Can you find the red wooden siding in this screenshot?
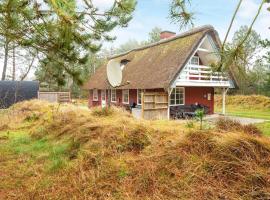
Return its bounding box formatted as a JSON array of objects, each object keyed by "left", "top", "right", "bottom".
[
  {"left": 88, "top": 90, "right": 101, "bottom": 107},
  {"left": 89, "top": 89, "right": 164, "bottom": 107},
  {"left": 88, "top": 87, "right": 214, "bottom": 114},
  {"left": 184, "top": 87, "right": 214, "bottom": 114}
]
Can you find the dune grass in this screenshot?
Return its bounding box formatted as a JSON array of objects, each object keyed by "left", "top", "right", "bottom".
[{"left": 1, "top": 100, "right": 270, "bottom": 199}]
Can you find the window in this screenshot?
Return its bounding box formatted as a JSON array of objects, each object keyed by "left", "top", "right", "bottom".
[
  {"left": 101, "top": 90, "right": 106, "bottom": 101},
  {"left": 137, "top": 89, "right": 143, "bottom": 105},
  {"left": 111, "top": 89, "right": 116, "bottom": 102},
  {"left": 189, "top": 56, "right": 199, "bottom": 65},
  {"left": 122, "top": 89, "right": 129, "bottom": 104},
  {"left": 170, "top": 87, "right": 184, "bottom": 105},
  {"left": 207, "top": 93, "right": 211, "bottom": 101},
  {"left": 93, "top": 89, "right": 98, "bottom": 101}
]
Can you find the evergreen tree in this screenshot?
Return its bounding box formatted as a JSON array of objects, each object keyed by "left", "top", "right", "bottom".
[
  {"left": 9, "top": 0, "right": 136, "bottom": 86},
  {"left": 0, "top": 0, "right": 32, "bottom": 80},
  {"left": 0, "top": 0, "right": 136, "bottom": 90}
]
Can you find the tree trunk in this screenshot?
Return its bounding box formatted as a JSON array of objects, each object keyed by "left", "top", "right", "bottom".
[
  {"left": 12, "top": 44, "right": 15, "bottom": 81},
  {"left": 1, "top": 39, "right": 9, "bottom": 81}
]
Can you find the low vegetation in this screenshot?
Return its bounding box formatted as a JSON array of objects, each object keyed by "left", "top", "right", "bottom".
[
  {"left": 215, "top": 95, "right": 270, "bottom": 120},
  {"left": 215, "top": 95, "right": 270, "bottom": 136},
  {"left": 1, "top": 100, "right": 270, "bottom": 199}
]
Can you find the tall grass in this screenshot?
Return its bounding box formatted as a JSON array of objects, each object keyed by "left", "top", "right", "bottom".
[{"left": 1, "top": 100, "right": 270, "bottom": 199}]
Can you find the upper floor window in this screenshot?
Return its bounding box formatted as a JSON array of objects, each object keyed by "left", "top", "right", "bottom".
[
  {"left": 189, "top": 56, "right": 199, "bottom": 65},
  {"left": 93, "top": 89, "right": 98, "bottom": 101},
  {"left": 122, "top": 89, "right": 129, "bottom": 104},
  {"left": 111, "top": 89, "right": 116, "bottom": 102},
  {"left": 170, "top": 87, "right": 184, "bottom": 105}
]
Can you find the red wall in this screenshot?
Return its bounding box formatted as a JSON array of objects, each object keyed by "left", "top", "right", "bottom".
[
  {"left": 185, "top": 87, "right": 214, "bottom": 114},
  {"left": 88, "top": 90, "right": 101, "bottom": 107},
  {"left": 89, "top": 89, "right": 139, "bottom": 107},
  {"left": 88, "top": 87, "right": 214, "bottom": 114}
]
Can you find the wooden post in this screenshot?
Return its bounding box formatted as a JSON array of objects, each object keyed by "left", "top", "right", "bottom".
[
  {"left": 167, "top": 88, "right": 173, "bottom": 120},
  {"left": 222, "top": 87, "right": 229, "bottom": 115},
  {"left": 141, "top": 91, "right": 144, "bottom": 119}
]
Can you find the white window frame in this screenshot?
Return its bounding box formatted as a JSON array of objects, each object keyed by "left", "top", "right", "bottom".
[
  {"left": 122, "top": 89, "right": 129, "bottom": 104},
  {"left": 169, "top": 87, "right": 185, "bottom": 106},
  {"left": 189, "top": 56, "right": 199, "bottom": 65},
  {"left": 111, "top": 89, "right": 116, "bottom": 102},
  {"left": 93, "top": 89, "right": 98, "bottom": 101},
  {"left": 137, "top": 89, "right": 143, "bottom": 105},
  {"left": 101, "top": 90, "right": 106, "bottom": 101}
]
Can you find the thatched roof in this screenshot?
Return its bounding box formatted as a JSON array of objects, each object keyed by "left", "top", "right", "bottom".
[{"left": 83, "top": 25, "right": 221, "bottom": 90}]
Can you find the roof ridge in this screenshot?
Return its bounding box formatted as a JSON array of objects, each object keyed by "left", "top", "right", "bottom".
[{"left": 110, "top": 24, "right": 215, "bottom": 59}]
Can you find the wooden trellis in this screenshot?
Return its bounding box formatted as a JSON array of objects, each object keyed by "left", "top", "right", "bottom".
[{"left": 142, "top": 92, "right": 168, "bottom": 120}]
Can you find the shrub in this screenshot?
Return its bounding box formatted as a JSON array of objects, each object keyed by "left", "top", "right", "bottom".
[{"left": 195, "top": 109, "right": 205, "bottom": 130}]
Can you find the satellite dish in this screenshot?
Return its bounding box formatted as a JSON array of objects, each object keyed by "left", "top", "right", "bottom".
[{"left": 106, "top": 59, "right": 122, "bottom": 87}]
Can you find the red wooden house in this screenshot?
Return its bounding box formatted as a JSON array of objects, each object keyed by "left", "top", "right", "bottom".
[{"left": 83, "top": 25, "right": 236, "bottom": 119}]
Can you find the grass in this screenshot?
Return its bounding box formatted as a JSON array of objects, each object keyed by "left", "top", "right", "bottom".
[
  {"left": 215, "top": 105, "right": 270, "bottom": 120},
  {"left": 256, "top": 121, "right": 270, "bottom": 136},
  {"left": 215, "top": 95, "right": 270, "bottom": 136},
  {"left": 215, "top": 95, "right": 270, "bottom": 119},
  {"left": 1, "top": 99, "right": 270, "bottom": 199},
  {"left": 0, "top": 130, "right": 71, "bottom": 173}
]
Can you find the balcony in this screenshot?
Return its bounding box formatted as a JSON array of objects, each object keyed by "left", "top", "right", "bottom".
[{"left": 175, "top": 64, "right": 232, "bottom": 87}]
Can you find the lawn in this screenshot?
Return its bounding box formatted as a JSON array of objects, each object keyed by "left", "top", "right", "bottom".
[
  {"left": 256, "top": 121, "right": 270, "bottom": 137},
  {"left": 215, "top": 105, "right": 270, "bottom": 120},
  {"left": 215, "top": 95, "right": 270, "bottom": 136},
  {"left": 215, "top": 107, "right": 270, "bottom": 136}
]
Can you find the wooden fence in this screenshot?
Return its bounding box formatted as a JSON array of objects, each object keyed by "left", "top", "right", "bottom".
[
  {"left": 38, "top": 92, "right": 71, "bottom": 103},
  {"left": 142, "top": 92, "right": 168, "bottom": 120}
]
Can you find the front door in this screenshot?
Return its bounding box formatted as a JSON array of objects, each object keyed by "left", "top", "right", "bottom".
[{"left": 101, "top": 90, "right": 106, "bottom": 108}]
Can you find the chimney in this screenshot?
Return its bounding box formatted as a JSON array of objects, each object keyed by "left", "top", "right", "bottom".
[{"left": 160, "top": 31, "right": 176, "bottom": 40}]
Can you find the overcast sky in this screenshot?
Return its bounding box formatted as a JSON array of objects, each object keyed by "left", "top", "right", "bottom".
[
  {"left": 0, "top": 0, "right": 269, "bottom": 80},
  {"left": 105, "top": 0, "right": 270, "bottom": 47}
]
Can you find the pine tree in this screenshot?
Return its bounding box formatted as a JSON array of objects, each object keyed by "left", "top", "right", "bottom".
[
  {"left": 0, "top": 0, "right": 32, "bottom": 80},
  {"left": 24, "top": 0, "right": 136, "bottom": 86}
]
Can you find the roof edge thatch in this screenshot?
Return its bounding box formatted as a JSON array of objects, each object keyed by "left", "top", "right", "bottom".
[{"left": 110, "top": 25, "right": 215, "bottom": 60}]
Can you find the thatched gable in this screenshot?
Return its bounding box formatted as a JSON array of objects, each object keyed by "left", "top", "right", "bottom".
[{"left": 83, "top": 25, "right": 221, "bottom": 90}]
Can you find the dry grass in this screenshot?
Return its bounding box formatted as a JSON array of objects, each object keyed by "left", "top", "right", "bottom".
[
  {"left": 215, "top": 95, "right": 270, "bottom": 110},
  {"left": 1, "top": 100, "right": 270, "bottom": 200},
  {"left": 216, "top": 118, "right": 263, "bottom": 136}
]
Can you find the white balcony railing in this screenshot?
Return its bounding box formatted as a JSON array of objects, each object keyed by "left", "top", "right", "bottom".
[{"left": 176, "top": 64, "right": 231, "bottom": 87}]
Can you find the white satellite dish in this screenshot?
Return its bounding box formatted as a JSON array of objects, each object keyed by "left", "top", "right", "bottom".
[{"left": 106, "top": 59, "right": 122, "bottom": 87}]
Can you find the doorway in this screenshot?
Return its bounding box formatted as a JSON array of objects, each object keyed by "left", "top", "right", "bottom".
[{"left": 101, "top": 90, "right": 106, "bottom": 108}]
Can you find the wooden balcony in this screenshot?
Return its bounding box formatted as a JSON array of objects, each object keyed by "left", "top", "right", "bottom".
[{"left": 175, "top": 64, "right": 232, "bottom": 87}]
